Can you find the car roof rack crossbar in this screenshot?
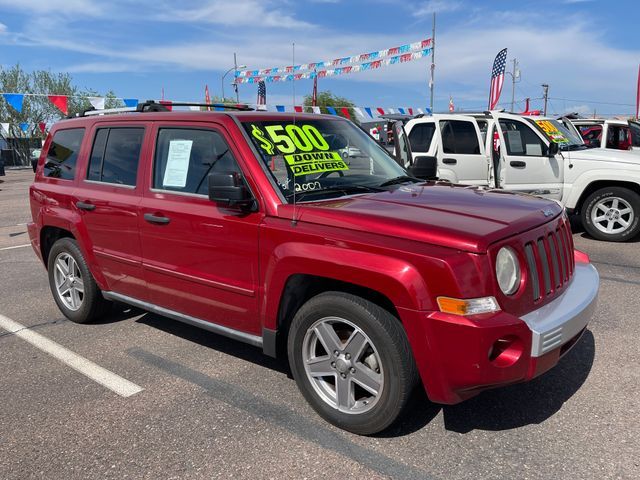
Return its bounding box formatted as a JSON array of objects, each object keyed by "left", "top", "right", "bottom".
[{"left": 76, "top": 100, "right": 254, "bottom": 117}]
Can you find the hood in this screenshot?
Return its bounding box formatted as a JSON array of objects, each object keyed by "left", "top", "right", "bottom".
[
  {"left": 278, "top": 183, "right": 563, "bottom": 253},
  {"left": 569, "top": 147, "right": 640, "bottom": 165}
]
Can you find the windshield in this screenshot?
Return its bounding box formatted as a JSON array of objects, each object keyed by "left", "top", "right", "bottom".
[
  {"left": 528, "top": 119, "right": 586, "bottom": 150},
  {"left": 242, "top": 118, "right": 408, "bottom": 201}
]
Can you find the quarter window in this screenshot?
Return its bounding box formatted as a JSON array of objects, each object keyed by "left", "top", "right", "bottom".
[
  {"left": 499, "top": 120, "right": 548, "bottom": 157},
  {"left": 44, "top": 128, "right": 85, "bottom": 180},
  {"left": 153, "top": 128, "right": 240, "bottom": 195},
  {"left": 87, "top": 128, "right": 144, "bottom": 186},
  {"left": 629, "top": 122, "right": 640, "bottom": 148},
  {"left": 439, "top": 120, "right": 481, "bottom": 154},
  {"left": 408, "top": 123, "right": 436, "bottom": 152}
]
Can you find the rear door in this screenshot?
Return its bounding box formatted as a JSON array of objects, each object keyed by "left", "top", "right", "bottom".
[
  {"left": 73, "top": 122, "right": 148, "bottom": 301},
  {"left": 433, "top": 115, "right": 487, "bottom": 184},
  {"left": 493, "top": 114, "right": 563, "bottom": 200}
]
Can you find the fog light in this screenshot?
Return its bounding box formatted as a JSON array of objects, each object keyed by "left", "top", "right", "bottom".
[{"left": 488, "top": 336, "right": 523, "bottom": 367}]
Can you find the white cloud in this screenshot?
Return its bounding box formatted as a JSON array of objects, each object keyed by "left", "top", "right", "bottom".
[
  {"left": 414, "top": 0, "right": 462, "bottom": 17},
  {"left": 0, "top": 0, "right": 104, "bottom": 16},
  {"left": 0, "top": 22, "right": 7, "bottom": 35}
]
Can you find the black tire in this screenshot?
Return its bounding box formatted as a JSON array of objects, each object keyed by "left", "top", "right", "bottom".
[
  {"left": 47, "top": 238, "right": 111, "bottom": 323},
  {"left": 287, "top": 291, "right": 418, "bottom": 435},
  {"left": 581, "top": 187, "right": 640, "bottom": 242}
]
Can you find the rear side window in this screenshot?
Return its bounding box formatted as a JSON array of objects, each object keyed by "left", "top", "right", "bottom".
[
  {"left": 499, "top": 120, "right": 548, "bottom": 157},
  {"left": 578, "top": 125, "right": 602, "bottom": 147},
  {"left": 153, "top": 128, "right": 240, "bottom": 195},
  {"left": 87, "top": 128, "right": 144, "bottom": 186},
  {"left": 439, "top": 120, "right": 481, "bottom": 154},
  {"left": 408, "top": 123, "right": 436, "bottom": 152},
  {"left": 630, "top": 122, "right": 640, "bottom": 148},
  {"left": 44, "top": 128, "right": 85, "bottom": 180}
]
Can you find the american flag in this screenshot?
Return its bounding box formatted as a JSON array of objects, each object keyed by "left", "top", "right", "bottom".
[
  {"left": 488, "top": 48, "right": 508, "bottom": 110},
  {"left": 257, "top": 81, "right": 267, "bottom": 110}
]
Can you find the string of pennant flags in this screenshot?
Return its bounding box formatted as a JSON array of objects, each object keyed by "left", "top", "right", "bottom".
[
  {"left": 0, "top": 92, "right": 140, "bottom": 116},
  {"left": 235, "top": 39, "right": 432, "bottom": 84}
]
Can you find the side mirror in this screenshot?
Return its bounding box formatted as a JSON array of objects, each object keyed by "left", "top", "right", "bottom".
[
  {"left": 548, "top": 141, "right": 559, "bottom": 157},
  {"left": 208, "top": 172, "right": 255, "bottom": 209},
  {"left": 409, "top": 156, "right": 438, "bottom": 180}
]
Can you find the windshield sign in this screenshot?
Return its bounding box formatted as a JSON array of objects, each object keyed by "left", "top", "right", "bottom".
[
  {"left": 242, "top": 118, "right": 408, "bottom": 201},
  {"left": 535, "top": 120, "right": 570, "bottom": 144}
]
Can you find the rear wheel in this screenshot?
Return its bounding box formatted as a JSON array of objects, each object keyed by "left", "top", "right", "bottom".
[
  {"left": 288, "top": 292, "right": 418, "bottom": 435},
  {"left": 47, "top": 238, "right": 111, "bottom": 323},
  {"left": 581, "top": 187, "right": 640, "bottom": 241}
]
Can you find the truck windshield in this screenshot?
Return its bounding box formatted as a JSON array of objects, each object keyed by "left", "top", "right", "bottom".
[
  {"left": 241, "top": 118, "right": 409, "bottom": 201},
  {"left": 528, "top": 119, "right": 587, "bottom": 151}
]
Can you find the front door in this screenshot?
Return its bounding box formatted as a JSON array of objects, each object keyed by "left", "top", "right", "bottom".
[
  {"left": 74, "top": 124, "right": 148, "bottom": 301},
  {"left": 139, "top": 122, "right": 262, "bottom": 335},
  {"left": 495, "top": 115, "right": 563, "bottom": 200}
]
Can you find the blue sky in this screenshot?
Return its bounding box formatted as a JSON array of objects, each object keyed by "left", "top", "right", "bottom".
[{"left": 0, "top": 0, "right": 639, "bottom": 116}]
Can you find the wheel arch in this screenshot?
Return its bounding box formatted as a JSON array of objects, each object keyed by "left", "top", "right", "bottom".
[{"left": 572, "top": 179, "right": 640, "bottom": 214}]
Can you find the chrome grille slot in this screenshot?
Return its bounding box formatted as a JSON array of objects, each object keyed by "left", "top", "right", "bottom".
[
  {"left": 524, "top": 243, "right": 540, "bottom": 300},
  {"left": 548, "top": 233, "right": 561, "bottom": 288},
  {"left": 555, "top": 229, "right": 568, "bottom": 282},
  {"left": 537, "top": 239, "right": 552, "bottom": 294}
]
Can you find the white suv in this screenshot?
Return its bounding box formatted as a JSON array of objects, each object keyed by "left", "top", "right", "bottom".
[
  {"left": 404, "top": 112, "right": 640, "bottom": 242},
  {"left": 568, "top": 118, "right": 640, "bottom": 153}
]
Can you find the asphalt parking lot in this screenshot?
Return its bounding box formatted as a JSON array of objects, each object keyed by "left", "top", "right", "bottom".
[{"left": 0, "top": 168, "right": 638, "bottom": 479}]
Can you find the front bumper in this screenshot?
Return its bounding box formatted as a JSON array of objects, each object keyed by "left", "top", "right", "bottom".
[{"left": 402, "top": 260, "right": 599, "bottom": 404}]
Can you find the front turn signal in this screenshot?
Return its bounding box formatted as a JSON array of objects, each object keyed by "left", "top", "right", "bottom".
[{"left": 437, "top": 296, "right": 501, "bottom": 316}]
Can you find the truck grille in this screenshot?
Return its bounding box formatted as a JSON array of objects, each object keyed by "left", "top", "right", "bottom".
[{"left": 523, "top": 221, "right": 574, "bottom": 301}]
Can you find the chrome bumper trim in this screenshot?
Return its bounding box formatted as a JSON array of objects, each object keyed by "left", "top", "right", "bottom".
[{"left": 521, "top": 263, "right": 599, "bottom": 357}]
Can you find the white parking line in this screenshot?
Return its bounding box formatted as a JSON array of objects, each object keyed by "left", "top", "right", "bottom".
[
  {"left": 0, "top": 244, "right": 31, "bottom": 251},
  {"left": 0, "top": 314, "right": 143, "bottom": 397}
]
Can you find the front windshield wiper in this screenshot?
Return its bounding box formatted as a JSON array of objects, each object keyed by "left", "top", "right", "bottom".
[
  {"left": 378, "top": 175, "right": 423, "bottom": 187},
  {"left": 285, "top": 184, "right": 383, "bottom": 201},
  {"left": 561, "top": 144, "right": 588, "bottom": 151}
]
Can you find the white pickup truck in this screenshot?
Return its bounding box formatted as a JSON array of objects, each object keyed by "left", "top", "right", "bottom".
[
  {"left": 403, "top": 112, "right": 640, "bottom": 241},
  {"left": 566, "top": 118, "right": 640, "bottom": 153}
]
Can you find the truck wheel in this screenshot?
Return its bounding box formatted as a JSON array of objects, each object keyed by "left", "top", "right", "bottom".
[
  {"left": 581, "top": 187, "right": 640, "bottom": 241},
  {"left": 287, "top": 292, "right": 418, "bottom": 435},
  {"left": 47, "top": 238, "right": 111, "bottom": 323}
]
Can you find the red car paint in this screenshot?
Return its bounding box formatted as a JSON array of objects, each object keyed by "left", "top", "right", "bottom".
[{"left": 29, "top": 111, "right": 594, "bottom": 404}]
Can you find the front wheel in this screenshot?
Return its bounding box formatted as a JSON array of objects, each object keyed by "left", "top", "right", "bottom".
[
  {"left": 287, "top": 292, "right": 418, "bottom": 435},
  {"left": 581, "top": 187, "right": 640, "bottom": 241}
]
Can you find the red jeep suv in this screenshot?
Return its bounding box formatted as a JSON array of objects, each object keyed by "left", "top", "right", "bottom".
[{"left": 28, "top": 102, "right": 599, "bottom": 434}]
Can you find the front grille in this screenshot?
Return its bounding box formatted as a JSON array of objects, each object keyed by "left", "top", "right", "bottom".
[{"left": 524, "top": 220, "right": 575, "bottom": 302}]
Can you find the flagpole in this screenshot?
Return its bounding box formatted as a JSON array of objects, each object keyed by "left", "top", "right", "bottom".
[
  {"left": 636, "top": 63, "right": 639, "bottom": 121},
  {"left": 430, "top": 12, "right": 436, "bottom": 113}
]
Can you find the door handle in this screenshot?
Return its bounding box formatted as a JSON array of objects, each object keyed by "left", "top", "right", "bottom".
[
  {"left": 76, "top": 201, "right": 96, "bottom": 211},
  {"left": 144, "top": 213, "right": 171, "bottom": 225},
  {"left": 510, "top": 161, "right": 526, "bottom": 168},
  {"left": 442, "top": 158, "right": 457, "bottom": 165}
]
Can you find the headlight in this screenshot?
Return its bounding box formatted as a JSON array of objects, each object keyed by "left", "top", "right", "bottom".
[{"left": 496, "top": 247, "right": 521, "bottom": 295}]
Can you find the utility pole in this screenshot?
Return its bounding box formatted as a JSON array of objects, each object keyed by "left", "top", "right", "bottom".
[
  {"left": 510, "top": 58, "right": 519, "bottom": 112},
  {"left": 542, "top": 84, "right": 549, "bottom": 116},
  {"left": 429, "top": 12, "right": 436, "bottom": 113},
  {"left": 233, "top": 53, "right": 239, "bottom": 103}
]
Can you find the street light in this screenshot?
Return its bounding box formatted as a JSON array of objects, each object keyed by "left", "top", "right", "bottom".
[{"left": 222, "top": 64, "right": 246, "bottom": 102}]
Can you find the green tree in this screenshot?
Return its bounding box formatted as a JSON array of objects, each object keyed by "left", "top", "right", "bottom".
[{"left": 303, "top": 91, "right": 358, "bottom": 123}]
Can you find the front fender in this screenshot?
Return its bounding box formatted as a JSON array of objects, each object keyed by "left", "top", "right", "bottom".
[
  {"left": 563, "top": 169, "right": 640, "bottom": 209},
  {"left": 261, "top": 242, "right": 431, "bottom": 330}
]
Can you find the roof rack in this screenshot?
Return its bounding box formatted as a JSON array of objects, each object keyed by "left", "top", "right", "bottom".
[{"left": 75, "top": 100, "right": 254, "bottom": 117}]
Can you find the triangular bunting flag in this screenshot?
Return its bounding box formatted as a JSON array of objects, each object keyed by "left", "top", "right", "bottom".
[
  {"left": 387, "top": 108, "right": 396, "bottom": 114},
  {"left": 0, "top": 123, "right": 9, "bottom": 135},
  {"left": 353, "top": 107, "right": 364, "bottom": 119},
  {"left": 123, "top": 98, "right": 138, "bottom": 108},
  {"left": 276, "top": 105, "right": 285, "bottom": 112},
  {"left": 398, "top": 107, "right": 405, "bottom": 114},
  {"left": 312, "top": 106, "right": 321, "bottom": 114},
  {"left": 340, "top": 107, "right": 351, "bottom": 119},
  {"left": 408, "top": 108, "right": 414, "bottom": 115},
  {"left": 294, "top": 106, "right": 303, "bottom": 113},
  {"left": 326, "top": 107, "right": 337, "bottom": 115},
  {"left": 48, "top": 95, "right": 68, "bottom": 115},
  {"left": 376, "top": 108, "right": 385, "bottom": 116},
  {"left": 159, "top": 100, "right": 172, "bottom": 111},
  {"left": 364, "top": 107, "right": 373, "bottom": 118},
  {"left": 88, "top": 97, "right": 105, "bottom": 110},
  {"left": 3, "top": 94, "right": 24, "bottom": 113},
  {"left": 19, "top": 123, "right": 29, "bottom": 133},
  {"left": 38, "top": 122, "right": 47, "bottom": 134},
  {"left": 417, "top": 108, "right": 424, "bottom": 114}
]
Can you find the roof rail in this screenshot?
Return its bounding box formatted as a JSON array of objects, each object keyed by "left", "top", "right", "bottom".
[{"left": 74, "top": 100, "right": 254, "bottom": 118}]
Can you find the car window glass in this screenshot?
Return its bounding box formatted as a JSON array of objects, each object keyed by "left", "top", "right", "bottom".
[
  {"left": 578, "top": 125, "right": 602, "bottom": 147},
  {"left": 477, "top": 120, "right": 488, "bottom": 144},
  {"left": 607, "top": 125, "right": 631, "bottom": 150},
  {"left": 499, "top": 120, "right": 548, "bottom": 157},
  {"left": 154, "top": 128, "right": 240, "bottom": 195},
  {"left": 87, "top": 128, "right": 144, "bottom": 186},
  {"left": 44, "top": 128, "right": 85, "bottom": 180},
  {"left": 630, "top": 122, "right": 640, "bottom": 148},
  {"left": 408, "top": 123, "right": 436, "bottom": 152},
  {"left": 439, "top": 120, "right": 480, "bottom": 154}
]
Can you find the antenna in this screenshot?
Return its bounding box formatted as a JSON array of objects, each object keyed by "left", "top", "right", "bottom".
[{"left": 291, "top": 42, "right": 298, "bottom": 227}]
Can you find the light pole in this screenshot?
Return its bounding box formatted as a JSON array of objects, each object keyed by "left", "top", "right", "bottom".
[
  {"left": 542, "top": 84, "right": 549, "bottom": 116},
  {"left": 504, "top": 58, "right": 520, "bottom": 112},
  {"left": 222, "top": 64, "right": 246, "bottom": 102}
]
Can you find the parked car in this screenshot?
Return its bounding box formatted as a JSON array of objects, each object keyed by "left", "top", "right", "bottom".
[
  {"left": 30, "top": 148, "right": 42, "bottom": 172},
  {"left": 404, "top": 111, "right": 640, "bottom": 241},
  {"left": 568, "top": 118, "right": 640, "bottom": 152},
  {"left": 28, "top": 102, "right": 599, "bottom": 435}
]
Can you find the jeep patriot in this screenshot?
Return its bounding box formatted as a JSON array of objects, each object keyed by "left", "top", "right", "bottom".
[{"left": 28, "top": 102, "right": 599, "bottom": 434}]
